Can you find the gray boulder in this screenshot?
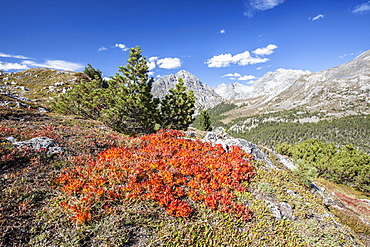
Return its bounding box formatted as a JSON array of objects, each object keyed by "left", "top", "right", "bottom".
[
  {"left": 265, "top": 200, "right": 295, "bottom": 221},
  {"left": 203, "top": 130, "right": 275, "bottom": 168},
  {"left": 13, "top": 136, "right": 63, "bottom": 155},
  {"left": 4, "top": 136, "right": 17, "bottom": 143}
]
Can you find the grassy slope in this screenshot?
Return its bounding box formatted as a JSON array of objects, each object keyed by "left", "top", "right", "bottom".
[
  {"left": 0, "top": 107, "right": 368, "bottom": 246},
  {"left": 0, "top": 68, "right": 78, "bottom": 109}
]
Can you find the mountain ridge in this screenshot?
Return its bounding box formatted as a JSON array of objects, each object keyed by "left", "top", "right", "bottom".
[
  {"left": 151, "top": 50, "right": 369, "bottom": 121},
  {"left": 152, "top": 70, "right": 223, "bottom": 110},
  {"left": 213, "top": 50, "right": 370, "bottom": 120},
  {"left": 1, "top": 49, "right": 369, "bottom": 120}
]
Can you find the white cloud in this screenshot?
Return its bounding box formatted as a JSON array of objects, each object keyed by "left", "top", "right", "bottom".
[
  {"left": 353, "top": 1, "right": 370, "bottom": 13},
  {"left": 146, "top": 56, "right": 183, "bottom": 71},
  {"left": 114, "top": 43, "right": 129, "bottom": 51},
  {"left": 222, "top": 73, "right": 256, "bottom": 81},
  {"left": 0, "top": 61, "right": 29, "bottom": 71},
  {"left": 311, "top": 14, "right": 324, "bottom": 21},
  {"left": 252, "top": 44, "right": 278, "bottom": 56},
  {"left": 98, "top": 46, "right": 107, "bottom": 52},
  {"left": 149, "top": 57, "right": 159, "bottom": 62},
  {"left": 339, "top": 52, "right": 356, "bottom": 59},
  {"left": 147, "top": 57, "right": 159, "bottom": 71},
  {"left": 222, "top": 73, "right": 242, "bottom": 78},
  {"left": 207, "top": 44, "right": 277, "bottom": 68},
  {"left": 0, "top": 52, "right": 33, "bottom": 60},
  {"left": 22, "top": 60, "right": 84, "bottom": 71},
  {"left": 256, "top": 66, "right": 263, "bottom": 70},
  {"left": 238, "top": 75, "right": 256, "bottom": 80},
  {"left": 207, "top": 53, "right": 235, "bottom": 68},
  {"left": 250, "top": 0, "right": 285, "bottom": 10},
  {"left": 220, "top": 29, "right": 225, "bottom": 34},
  {"left": 0, "top": 52, "right": 83, "bottom": 71},
  {"left": 156, "top": 57, "right": 182, "bottom": 69},
  {"left": 245, "top": 0, "right": 285, "bottom": 16},
  {"left": 230, "top": 51, "right": 261, "bottom": 66}
]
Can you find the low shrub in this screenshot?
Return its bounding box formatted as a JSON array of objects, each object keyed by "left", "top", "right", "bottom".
[{"left": 56, "top": 129, "right": 255, "bottom": 224}]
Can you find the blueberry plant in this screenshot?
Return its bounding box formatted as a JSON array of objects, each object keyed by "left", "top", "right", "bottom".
[{"left": 56, "top": 130, "right": 255, "bottom": 224}]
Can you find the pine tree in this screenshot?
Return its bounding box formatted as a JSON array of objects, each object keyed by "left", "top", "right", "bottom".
[
  {"left": 51, "top": 77, "right": 105, "bottom": 120},
  {"left": 102, "top": 46, "right": 159, "bottom": 135},
  {"left": 83, "top": 64, "right": 108, "bottom": 88},
  {"left": 160, "top": 78, "right": 195, "bottom": 130},
  {"left": 197, "top": 110, "right": 212, "bottom": 131}
]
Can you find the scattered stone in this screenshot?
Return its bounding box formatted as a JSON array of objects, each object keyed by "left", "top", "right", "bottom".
[
  {"left": 279, "top": 201, "right": 295, "bottom": 220},
  {"left": 46, "top": 146, "right": 64, "bottom": 155},
  {"left": 213, "top": 126, "right": 228, "bottom": 138},
  {"left": 5, "top": 136, "right": 17, "bottom": 143},
  {"left": 38, "top": 107, "right": 49, "bottom": 113},
  {"left": 204, "top": 132, "right": 219, "bottom": 142},
  {"left": 0, "top": 89, "right": 10, "bottom": 96},
  {"left": 55, "top": 82, "right": 64, "bottom": 86},
  {"left": 265, "top": 200, "right": 295, "bottom": 221},
  {"left": 15, "top": 86, "right": 29, "bottom": 91},
  {"left": 266, "top": 200, "right": 282, "bottom": 220},
  {"left": 185, "top": 131, "right": 196, "bottom": 138},
  {"left": 13, "top": 137, "right": 64, "bottom": 155},
  {"left": 286, "top": 189, "right": 299, "bottom": 197},
  {"left": 17, "top": 96, "right": 31, "bottom": 102}
]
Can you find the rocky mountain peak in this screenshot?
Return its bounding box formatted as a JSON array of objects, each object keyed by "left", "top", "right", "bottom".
[
  {"left": 175, "top": 70, "right": 195, "bottom": 79},
  {"left": 214, "top": 68, "right": 310, "bottom": 102},
  {"left": 152, "top": 70, "right": 222, "bottom": 110},
  {"left": 272, "top": 50, "right": 370, "bottom": 112},
  {"left": 212, "top": 49, "right": 370, "bottom": 119}
]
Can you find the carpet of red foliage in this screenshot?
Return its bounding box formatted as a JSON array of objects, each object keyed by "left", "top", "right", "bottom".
[{"left": 56, "top": 129, "right": 255, "bottom": 224}]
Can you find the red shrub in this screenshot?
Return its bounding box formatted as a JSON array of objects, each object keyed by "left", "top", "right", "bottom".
[{"left": 57, "top": 130, "right": 255, "bottom": 224}]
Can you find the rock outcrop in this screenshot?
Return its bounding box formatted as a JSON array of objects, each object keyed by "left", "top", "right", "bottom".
[
  {"left": 12, "top": 136, "right": 63, "bottom": 155},
  {"left": 187, "top": 127, "right": 275, "bottom": 169}
]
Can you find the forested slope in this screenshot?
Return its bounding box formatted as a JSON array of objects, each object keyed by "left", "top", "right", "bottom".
[{"left": 227, "top": 115, "right": 370, "bottom": 153}]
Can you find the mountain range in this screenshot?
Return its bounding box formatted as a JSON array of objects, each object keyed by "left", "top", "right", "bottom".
[
  {"left": 153, "top": 50, "right": 369, "bottom": 121},
  {"left": 1, "top": 50, "right": 369, "bottom": 121}
]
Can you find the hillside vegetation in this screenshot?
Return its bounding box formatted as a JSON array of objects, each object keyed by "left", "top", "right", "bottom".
[
  {"left": 0, "top": 68, "right": 78, "bottom": 109},
  {"left": 229, "top": 114, "right": 370, "bottom": 153},
  {"left": 1, "top": 107, "right": 369, "bottom": 246},
  {"left": 276, "top": 139, "right": 370, "bottom": 192},
  {"left": 204, "top": 105, "right": 370, "bottom": 153}
]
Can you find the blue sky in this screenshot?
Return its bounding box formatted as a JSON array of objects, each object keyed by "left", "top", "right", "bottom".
[{"left": 1, "top": 0, "right": 369, "bottom": 87}]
